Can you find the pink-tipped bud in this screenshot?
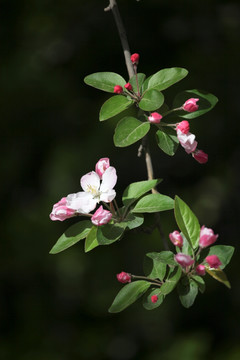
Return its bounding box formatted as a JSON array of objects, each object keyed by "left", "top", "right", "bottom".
[
  {"left": 199, "top": 226, "right": 218, "bottom": 248},
  {"left": 148, "top": 112, "right": 162, "bottom": 124},
  {"left": 130, "top": 53, "right": 140, "bottom": 65},
  {"left": 151, "top": 295, "right": 158, "bottom": 303},
  {"left": 196, "top": 264, "right": 206, "bottom": 276},
  {"left": 116, "top": 271, "right": 131, "bottom": 283},
  {"left": 205, "top": 255, "right": 222, "bottom": 269},
  {"left": 175, "top": 253, "right": 194, "bottom": 267},
  {"left": 169, "top": 231, "right": 183, "bottom": 248},
  {"left": 183, "top": 98, "right": 199, "bottom": 112},
  {"left": 114, "top": 85, "right": 123, "bottom": 94},
  {"left": 50, "top": 197, "right": 76, "bottom": 221},
  {"left": 95, "top": 157, "right": 110, "bottom": 178},
  {"left": 192, "top": 149, "right": 208, "bottom": 164},
  {"left": 176, "top": 120, "right": 190, "bottom": 134},
  {"left": 124, "top": 82, "right": 133, "bottom": 91},
  {"left": 91, "top": 206, "right": 112, "bottom": 226}
]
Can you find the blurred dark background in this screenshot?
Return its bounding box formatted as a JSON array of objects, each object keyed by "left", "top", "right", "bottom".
[{"left": 0, "top": 0, "right": 239, "bottom": 359}]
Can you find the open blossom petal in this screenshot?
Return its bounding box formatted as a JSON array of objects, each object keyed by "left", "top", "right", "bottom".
[
  {"left": 100, "top": 167, "right": 117, "bottom": 193},
  {"left": 66, "top": 191, "right": 97, "bottom": 213},
  {"left": 80, "top": 171, "right": 100, "bottom": 193},
  {"left": 100, "top": 189, "right": 116, "bottom": 203}
]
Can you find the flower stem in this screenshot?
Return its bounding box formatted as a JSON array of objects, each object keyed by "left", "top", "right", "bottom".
[{"left": 131, "top": 274, "right": 162, "bottom": 286}]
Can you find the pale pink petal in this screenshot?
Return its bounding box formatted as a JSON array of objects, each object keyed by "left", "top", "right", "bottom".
[
  {"left": 66, "top": 191, "right": 97, "bottom": 213},
  {"left": 80, "top": 171, "right": 100, "bottom": 193},
  {"left": 100, "top": 167, "right": 117, "bottom": 192},
  {"left": 100, "top": 189, "right": 116, "bottom": 203}
]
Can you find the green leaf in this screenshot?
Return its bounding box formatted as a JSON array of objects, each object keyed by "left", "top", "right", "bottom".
[
  {"left": 173, "top": 89, "right": 218, "bottom": 119},
  {"left": 129, "top": 73, "right": 146, "bottom": 93},
  {"left": 178, "top": 277, "right": 198, "bottom": 308},
  {"left": 132, "top": 193, "right": 174, "bottom": 213},
  {"left": 142, "top": 289, "right": 164, "bottom": 310},
  {"left": 113, "top": 116, "right": 150, "bottom": 147},
  {"left": 99, "top": 96, "right": 133, "bottom": 121},
  {"left": 147, "top": 67, "right": 188, "bottom": 91},
  {"left": 108, "top": 280, "right": 151, "bottom": 313},
  {"left": 179, "top": 233, "right": 193, "bottom": 256},
  {"left": 139, "top": 89, "right": 164, "bottom": 111},
  {"left": 120, "top": 213, "right": 144, "bottom": 230},
  {"left": 96, "top": 223, "right": 126, "bottom": 245},
  {"left": 174, "top": 196, "right": 200, "bottom": 249},
  {"left": 146, "top": 251, "right": 176, "bottom": 281},
  {"left": 191, "top": 275, "right": 206, "bottom": 294},
  {"left": 50, "top": 220, "right": 92, "bottom": 254},
  {"left": 206, "top": 268, "right": 231, "bottom": 289},
  {"left": 84, "top": 72, "right": 126, "bottom": 93},
  {"left": 142, "top": 75, "right": 153, "bottom": 93},
  {"left": 122, "top": 179, "right": 162, "bottom": 207},
  {"left": 156, "top": 127, "right": 179, "bottom": 156},
  {"left": 206, "top": 245, "right": 234, "bottom": 269},
  {"left": 84, "top": 226, "right": 98, "bottom": 253},
  {"left": 160, "top": 266, "right": 182, "bottom": 295}
]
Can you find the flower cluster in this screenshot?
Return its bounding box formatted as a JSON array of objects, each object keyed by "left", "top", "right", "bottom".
[
  {"left": 171, "top": 225, "right": 221, "bottom": 273},
  {"left": 50, "top": 158, "right": 117, "bottom": 226}
]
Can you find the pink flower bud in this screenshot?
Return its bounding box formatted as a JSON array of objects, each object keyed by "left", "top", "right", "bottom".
[
  {"left": 91, "top": 206, "right": 112, "bottom": 226},
  {"left": 130, "top": 53, "right": 140, "bottom": 65},
  {"left": 50, "top": 197, "right": 75, "bottom": 221},
  {"left": 176, "top": 120, "right": 190, "bottom": 134},
  {"left": 169, "top": 231, "right": 183, "bottom": 248},
  {"left": 196, "top": 264, "right": 206, "bottom": 276},
  {"left": 175, "top": 253, "right": 194, "bottom": 267},
  {"left": 199, "top": 226, "right": 218, "bottom": 248},
  {"left": 177, "top": 129, "right": 198, "bottom": 154},
  {"left": 205, "top": 255, "right": 222, "bottom": 269},
  {"left": 114, "top": 85, "right": 123, "bottom": 94},
  {"left": 124, "top": 82, "right": 133, "bottom": 91},
  {"left": 151, "top": 295, "right": 158, "bottom": 303},
  {"left": 95, "top": 157, "right": 110, "bottom": 179},
  {"left": 116, "top": 271, "right": 131, "bottom": 283},
  {"left": 183, "top": 98, "right": 199, "bottom": 112},
  {"left": 148, "top": 112, "right": 162, "bottom": 124},
  {"left": 192, "top": 149, "right": 208, "bottom": 164}
]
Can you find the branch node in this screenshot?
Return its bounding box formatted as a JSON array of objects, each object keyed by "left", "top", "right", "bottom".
[{"left": 104, "top": 5, "right": 111, "bottom": 12}]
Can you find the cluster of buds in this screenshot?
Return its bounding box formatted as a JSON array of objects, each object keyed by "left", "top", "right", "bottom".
[
  {"left": 113, "top": 53, "right": 140, "bottom": 96},
  {"left": 50, "top": 158, "right": 116, "bottom": 226},
  {"left": 171, "top": 226, "right": 221, "bottom": 273}
]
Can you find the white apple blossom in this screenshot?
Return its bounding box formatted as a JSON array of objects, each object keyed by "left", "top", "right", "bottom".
[{"left": 66, "top": 166, "right": 117, "bottom": 214}]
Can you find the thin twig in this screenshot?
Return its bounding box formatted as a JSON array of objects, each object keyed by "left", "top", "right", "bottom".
[
  {"left": 105, "top": 0, "right": 169, "bottom": 250},
  {"left": 105, "top": 0, "right": 134, "bottom": 79}
]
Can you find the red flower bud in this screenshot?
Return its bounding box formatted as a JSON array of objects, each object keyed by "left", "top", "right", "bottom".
[
  {"left": 114, "top": 85, "right": 123, "bottom": 94},
  {"left": 199, "top": 226, "right": 218, "bottom": 248},
  {"left": 130, "top": 53, "right": 140, "bottom": 65},
  {"left": 124, "top": 82, "right": 133, "bottom": 91},
  {"left": 192, "top": 149, "right": 208, "bottom": 164},
  {"left": 175, "top": 253, "right": 194, "bottom": 267},
  {"left": 196, "top": 264, "right": 206, "bottom": 276},
  {"left": 116, "top": 271, "right": 131, "bottom": 283},
  {"left": 169, "top": 231, "right": 183, "bottom": 248},
  {"left": 205, "top": 255, "right": 222, "bottom": 269},
  {"left": 183, "top": 98, "right": 199, "bottom": 112},
  {"left": 151, "top": 295, "right": 158, "bottom": 303},
  {"left": 176, "top": 120, "right": 190, "bottom": 134},
  {"left": 148, "top": 112, "right": 162, "bottom": 124}
]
